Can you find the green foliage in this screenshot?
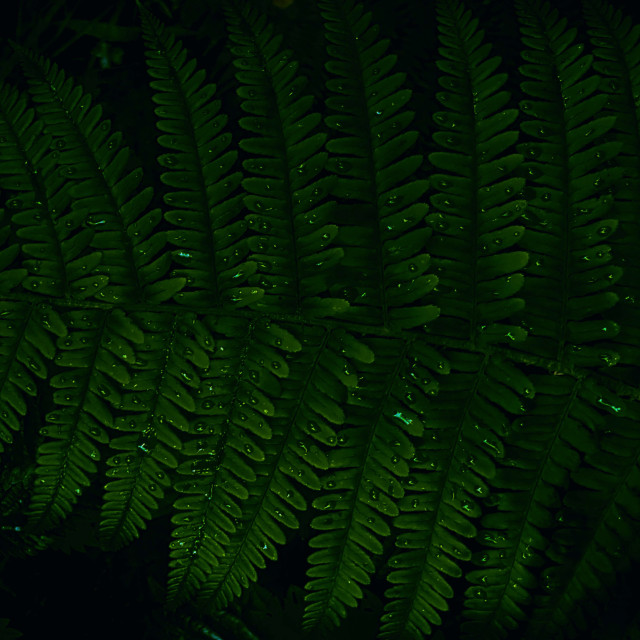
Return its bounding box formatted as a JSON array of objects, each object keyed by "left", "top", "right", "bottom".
[{"left": 1, "top": 0, "right": 639, "bottom": 638}]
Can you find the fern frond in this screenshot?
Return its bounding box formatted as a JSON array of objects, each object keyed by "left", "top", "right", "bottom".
[
  {"left": 0, "top": 302, "right": 67, "bottom": 454},
  {"left": 28, "top": 308, "right": 141, "bottom": 530},
  {"left": 165, "top": 316, "right": 300, "bottom": 608},
  {"left": 10, "top": 42, "right": 185, "bottom": 306},
  {"left": 318, "top": 0, "right": 438, "bottom": 332},
  {"left": 580, "top": 0, "right": 640, "bottom": 386},
  {"left": 545, "top": 400, "right": 640, "bottom": 637},
  {"left": 507, "top": 0, "right": 623, "bottom": 371},
  {"left": 301, "top": 340, "right": 417, "bottom": 632},
  {"left": 224, "top": 0, "right": 349, "bottom": 320},
  {"left": 425, "top": 0, "right": 528, "bottom": 350},
  {"left": 0, "top": 82, "right": 63, "bottom": 300},
  {"left": 458, "top": 367, "right": 565, "bottom": 639},
  {"left": 139, "top": 4, "right": 262, "bottom": 311},
  {"left": 193, "top": 331, "right": 370, "bottom": 611},
  {"left": 512, "top": 374, "right": 634, "bottom": 639},
  {"left": 98, "top": 310, "right": 217, "bottom": 551}
]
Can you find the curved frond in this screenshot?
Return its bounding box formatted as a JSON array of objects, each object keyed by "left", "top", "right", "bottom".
[
  {"left": 140, "top": 4, "right": 261, "bottom": 311},
  {"left": 98, "top": 310, "right": 204, "bottom": 550},
  {"left": 165, "top": 316, "right": 299, "bottom": 608},
  {"left": 0, "top": 302, "right": 65, "bottom": 453},
  {"left": 318, "top": 0, "right": 438, "bottom": 331},
  {"left": 28, "top": 308, "right": 140, "bottom": 530},
  {"left": 224, "top": 0, "right": 349, "bottom": 319},
  {"left": 425, "top": 0, "right": 528, "bottom": 349},
  {"left": 580, "top": 0, "right": 640, "bottom": 388},
  {"left": 508, "top": 0, "right": 623, "bottom": 371},
  {"left": 10, "top": 42, "right": 184, "bottom": 306}
]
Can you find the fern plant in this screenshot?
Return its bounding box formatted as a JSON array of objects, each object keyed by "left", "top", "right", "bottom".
[{"left": 1, "top": 0, "right": 639, "bottom": 638}]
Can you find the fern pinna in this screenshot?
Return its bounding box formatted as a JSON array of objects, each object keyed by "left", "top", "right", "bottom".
[{"left": 0, "top": 0, "right": 639, "bottom": 639}]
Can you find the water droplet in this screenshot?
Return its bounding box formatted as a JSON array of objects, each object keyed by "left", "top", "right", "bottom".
[{"left": 191, "top": 459, "right": 215, "bottom": 475}]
